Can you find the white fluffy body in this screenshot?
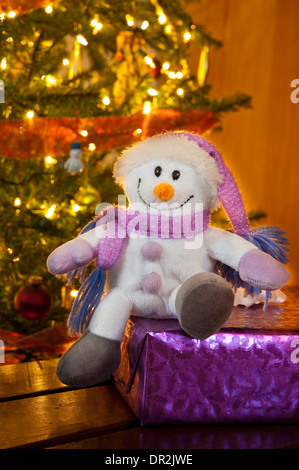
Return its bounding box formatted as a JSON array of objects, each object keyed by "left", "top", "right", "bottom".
[
  {"left": 64, "top": 148, "right": 84, "bottom": 174},
  {"left": 83, "top": 140, "right": 258, "bottom": 341}
]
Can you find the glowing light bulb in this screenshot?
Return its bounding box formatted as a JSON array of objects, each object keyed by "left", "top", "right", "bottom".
[
  {"left": 88, "top": 143, "right": 96, "bottom": 151},
  {"left": 14, "top": 197, "right": 21, "bottom": 207},
  {"left": 162, "top": 62, "right": 170, "bottom": 70},
  {"left": 91, "top": 18, "right": 97, "bottom": 27},
  {"left": 73, "top": 204, "right": 80, "bottom": 212},
  {"left": 77, "top": 35, "right": 88, "bottom": 46},
  {"left": 44, "top": 156, "right": 57, "bottom": 167},
  {"left": 26, "top": 110, "right": 34, "bottom": 119},
  {"left": 141, "top": 20, "right": 149, "bottom": 30},
  {"left": 102, "top": 96, "right": 110, "bottom": 105},
  {"left": 144, "top": 56, "right": 155, "bottom": 68},
  {"left": 46, "top": 75, "right": 56, "bottom": 86},
  {"left": 95, "top": 22, "right": 102, "bottom": 31},
  {"left": 71, "top": 290, "right": 79, "bottom": 297},
  {"left": 8, "top": 11, "right": 16, "bottom": 18},
  {"left": 144, "top": 56, "right": 151, "bottom": 65},
  {"left": 62, "top": 58, "right": 69, "bottom": 66},
  {"left": 45, "top": 5, "right": 53, "bottom": 14},
  {"left": 136, "top": 128, "right": 142, "bottom": 134},
  {"left": 0, "top": 58, "right": 7, "bottom": 69},
  {"left": 177, "top": 88, "right": 184, "bottom": 96},
  {"left": 165, "top": 25, "right": 172, "bottom": 34},
  {"left": 147, "top": 88, "right": 158, "bottom": 96},
  {"left": 184, "top": 32, "right": 191, "bottom": 41},
  {"left": 45, "top": 204, "right": 56, "bottom": 218},
  {"left": 158, "top": 14, "right": 167, "bottom": 24},
  {"left": 126, "top": 15, "right": 135, "bottom": 27},
  {"left": 176, "top": 72, "right": 183, "bottom": 79},
  {"left": 143, "top": 101, "right": 151, "bottom": 115},
  {"left": 80, "top": 130, "right": 88, "bottom": 137},
  {"left": 168, "top": 71, "right": 176, "bottom": 79}
]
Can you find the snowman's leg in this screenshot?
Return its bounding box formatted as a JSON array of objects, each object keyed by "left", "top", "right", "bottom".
[
  {"left": 167, "top": 284, "right": 182, "bottom": 315},
  {"left": 170, "top": 273, "right": 234, "bottom": 340},
  {"left": 56, "top": 289, "right": 132, "bottom": 388},
  {"left": 89, "top": 288, "right": 132, "bottom": 341}
]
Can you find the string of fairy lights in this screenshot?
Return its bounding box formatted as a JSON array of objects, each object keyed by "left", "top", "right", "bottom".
[
  {"left": 1, "top": 1, "right": 206, "bottom": 247},
  {"left": 0, "top": 1, "right": 196, "bottom": 119}
]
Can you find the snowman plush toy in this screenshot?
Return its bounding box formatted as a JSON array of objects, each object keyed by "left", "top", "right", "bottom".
[{"left": 47, "top": 132, "right": 290, "bottom": 387}]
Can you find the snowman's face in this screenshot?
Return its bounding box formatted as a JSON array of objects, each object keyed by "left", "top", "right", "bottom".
[{"left": 124, "top": 159, "right": 215, "bottom": 212}]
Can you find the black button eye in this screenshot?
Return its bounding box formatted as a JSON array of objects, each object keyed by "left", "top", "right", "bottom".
[
  {"left": 154, "top": 166, "right": 162, "bottom": 177},
  {"left": 172, "top": 170, "right": 180, "bottom": 180}
]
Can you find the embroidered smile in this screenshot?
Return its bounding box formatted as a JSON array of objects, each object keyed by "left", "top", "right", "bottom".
[{"left": 137, "top": 178, "right": 194, "bottom": 208}]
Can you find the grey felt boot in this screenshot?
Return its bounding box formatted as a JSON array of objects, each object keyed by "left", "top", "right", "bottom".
[
  {"left": 56, "top": 330, "right": 121, "bottom": 388},
  {"left": 175, "top": 272, "right": 234, "bottom": 340}
]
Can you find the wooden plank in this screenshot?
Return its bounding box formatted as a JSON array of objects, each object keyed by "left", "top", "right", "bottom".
[
  {"left": 49, "top": 424, "right": 299, "bottom": 450},
  {"left": 0, "top": 385, "right": 137, "bottom": 449},
  {"left": 0, "top": 359, "right": 67, "bottom": 401}
]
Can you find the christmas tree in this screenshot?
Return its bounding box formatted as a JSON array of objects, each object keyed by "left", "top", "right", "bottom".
[{"left": 0, "top": 0, "right": 250, "bottom": 362}]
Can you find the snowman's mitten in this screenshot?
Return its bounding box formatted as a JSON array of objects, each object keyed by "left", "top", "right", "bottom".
[
  {"left": 56, "top": 330, "right": 121, "bottom": 387},
  {"left": 238, "top": 249, "right": 290, "bottom": 291},
  {"left": 47, "top": 238, "right": 95, "bottom": 275}
]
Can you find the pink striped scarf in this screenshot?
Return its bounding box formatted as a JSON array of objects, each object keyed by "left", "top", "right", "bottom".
[{"left": 95, "top": 206, "right": 210, "bottom": 270}]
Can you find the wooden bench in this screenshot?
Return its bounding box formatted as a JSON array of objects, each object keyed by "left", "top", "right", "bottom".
[{"left": 1, "top": 287, "right": 299, "bottom": 450}]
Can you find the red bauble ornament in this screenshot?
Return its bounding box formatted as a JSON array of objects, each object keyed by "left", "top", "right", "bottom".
[{"left": 14, "top": 276, "right": 52, "bottom": 320}]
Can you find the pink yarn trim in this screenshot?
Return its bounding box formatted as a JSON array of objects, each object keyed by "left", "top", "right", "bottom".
[
  {"left": 177, "top": 133, "right": 251, "bottom": 236},
  {"left": 95, "top": 206, "right": 210, "bottom": 270}
]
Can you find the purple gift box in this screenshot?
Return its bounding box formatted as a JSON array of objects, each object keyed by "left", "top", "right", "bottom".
[{"left": 113, "top": 294, "right": 299, "bottom": 425}]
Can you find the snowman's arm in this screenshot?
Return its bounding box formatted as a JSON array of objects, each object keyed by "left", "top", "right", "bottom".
[
  {"left": 204, "top": 227, "right": 257, "bottom": 270},
  {"left": 205, "top": 226, "right": 289, "bottom": 290},
  {"left": 47, "top": 226, "right": 105, "bottom": 275}
]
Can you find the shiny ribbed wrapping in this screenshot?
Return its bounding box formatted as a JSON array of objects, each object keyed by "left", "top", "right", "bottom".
[{"left": 113, "top": 302, "right": 299, "bottom": 425}]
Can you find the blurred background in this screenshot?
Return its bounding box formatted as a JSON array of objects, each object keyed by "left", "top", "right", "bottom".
[{"left": 187, "top": 0, "right": 299, "bottom": 284}]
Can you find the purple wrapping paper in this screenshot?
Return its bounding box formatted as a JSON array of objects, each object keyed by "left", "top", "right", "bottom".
[{"left": 113, "top": 292, "right": 299, "bottom": 425}]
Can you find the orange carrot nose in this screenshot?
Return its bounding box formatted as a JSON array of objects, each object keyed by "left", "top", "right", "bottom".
[{"left": 154, "top": 182, "right": 174, "bottom": 201}]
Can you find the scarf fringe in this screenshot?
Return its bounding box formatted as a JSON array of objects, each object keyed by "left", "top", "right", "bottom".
[
  {"left": 67, "top": 267, "right": 105, "bottom": 336},
  {"left": 66, "top": 215, "right": 106, "bottom": 336},
  {"left": 216, "top": 225, "right": 290, "bottom": 306}
]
